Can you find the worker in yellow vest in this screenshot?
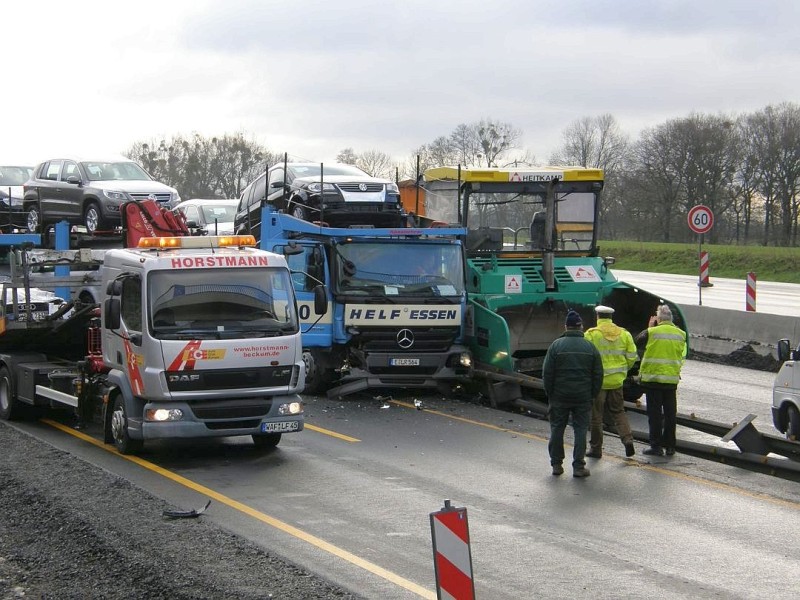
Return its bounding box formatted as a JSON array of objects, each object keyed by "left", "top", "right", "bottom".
[
  {"left": 584, "top": 305, "right": 639, "bottom": 459},
  {"left": 636, "top": 304, "right": 687, "bottom": 457}
]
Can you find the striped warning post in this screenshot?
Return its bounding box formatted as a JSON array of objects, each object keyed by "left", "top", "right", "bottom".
[
  {"left": 746, "top": 272, "right": 757, "bottom": 312},
  {"left": 699, "top": 251, "right": 710, "bottom": 287},
  {"left": 430, "top": 500, "right": 474, "bottom": 600}
]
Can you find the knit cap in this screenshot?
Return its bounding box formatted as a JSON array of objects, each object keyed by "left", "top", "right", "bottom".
[{"left": 565, "top": 310, "right": 583, "bottom": 328}]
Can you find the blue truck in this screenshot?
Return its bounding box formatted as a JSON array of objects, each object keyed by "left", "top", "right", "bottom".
[{"left": 256, "top": 207, "right": 473, "bottom": 397}]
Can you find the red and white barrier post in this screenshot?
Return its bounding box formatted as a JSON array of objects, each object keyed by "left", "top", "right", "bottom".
[
  {"left": 746, "top": 272, "right": 757, "bottom": 312},
  {"left": 699, "top": 250, "right": 711, "bottom": 287},
  {"left": 430, "top": 499, "right": 475, "bottom": 600}
]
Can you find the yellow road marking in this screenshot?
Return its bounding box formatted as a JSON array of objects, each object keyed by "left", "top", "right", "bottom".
[
  {"left": 391, "top": 399, "right": 550, "bottom": 442},
  {"left": 40, "top": 419, "right": 433, "bottom": 599},
  {"left": 389, "top": 402, "right": 800, "bottom": 511},
  {"left": 304, "top": 423, "right": 361, "bottom": 442}
]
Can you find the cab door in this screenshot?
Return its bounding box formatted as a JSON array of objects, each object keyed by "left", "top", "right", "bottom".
[{"left": 274, "top": 242, "right": 332, "bottom": 348}]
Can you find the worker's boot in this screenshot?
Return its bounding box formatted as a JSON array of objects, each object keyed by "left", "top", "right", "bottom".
[{"left": 573, "top": 467, "right": 591, "bottom": 478}]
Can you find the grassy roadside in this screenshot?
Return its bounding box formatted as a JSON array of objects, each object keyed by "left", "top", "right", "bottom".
[{"left": 598, "top": 241, "right": 800, "bottom": 284}]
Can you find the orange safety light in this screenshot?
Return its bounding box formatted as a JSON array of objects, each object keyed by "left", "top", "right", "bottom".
[{"left": 137, "top": 235, "right": 257, "bottom": 249}]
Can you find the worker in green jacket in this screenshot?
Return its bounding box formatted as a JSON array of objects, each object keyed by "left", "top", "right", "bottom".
[
  {"left": 636, "top": 304, "right": 687, "bottom": 457},
  {"left": 584, "top": 305, "right": 639, "bottom": 459},
  {"left": 543, "top": 310, "right": 604, "bottom": 478}
]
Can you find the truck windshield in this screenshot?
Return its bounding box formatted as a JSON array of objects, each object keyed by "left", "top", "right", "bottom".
[
  {"left": 148, "top": 268, "right": 298, "bottom": 339},
  {"left": 334, "top": 242, "right": 465, "bottom": 296},
  {"left": 468, "top": 190, "right": 597, "bottom": 253},
  {"left": 423, "top": 171, "right": 602, "bottom": 255}
]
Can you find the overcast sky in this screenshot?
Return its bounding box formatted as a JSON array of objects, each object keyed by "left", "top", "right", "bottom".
[{"left": 4, "top": 0, "right": 799, "bottom": 168}]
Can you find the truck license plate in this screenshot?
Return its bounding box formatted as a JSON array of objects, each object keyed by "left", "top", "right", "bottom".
[
  {"left": 390, "top": 358, "right": 420, "bottom": 366},
  {"left": 261, "top": 421, "right": 299, "bottom": 433}
]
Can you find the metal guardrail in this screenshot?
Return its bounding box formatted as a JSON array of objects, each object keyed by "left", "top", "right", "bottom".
[
  {"left": 477, "top": 368, "right": 800, "bottom": 481},
  {"left": 624, "top": 403, "right": 800, "bottom": 462}
]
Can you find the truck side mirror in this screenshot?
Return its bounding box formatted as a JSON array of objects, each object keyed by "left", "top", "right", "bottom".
[
  {"left": 313, "top": 285, "right": 328, "bottom": 316},
  {"left": 104, "top": 298, "right": 121, "bottom": 329},
  {"left": 777, "top": 338, "right": 791, "bottom": 362},
  {"left": 106, "top": 279, "right": 122, "bottom": 296},
  {"left": 282, "top": 242, "right": 304, "bottom": 256}
]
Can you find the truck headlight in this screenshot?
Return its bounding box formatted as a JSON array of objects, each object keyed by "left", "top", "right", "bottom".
[
  {"left": 278, "top": 401, "right": 303, "bottom": 415},
  {"left": 459, "top": 352, "right": 472, "bottom": 368},
  {"left": 145, "top": 408, "right": 184, "bottom": 422}
]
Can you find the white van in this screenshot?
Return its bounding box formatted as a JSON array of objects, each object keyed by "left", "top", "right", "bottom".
[{"left": 772, "top": 338, "right": 800, "bottom": 440}]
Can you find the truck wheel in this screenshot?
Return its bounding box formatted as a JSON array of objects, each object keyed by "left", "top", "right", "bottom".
[
  {"left": 302, "top": 349, "right": 333, "bottom": 395},
  {"left": 252, "top": 433, "right": 281, "bottom": 449},
  {"left": 110, "top": 395, "right": 143, "bottom": 455},
  {"left": 0, "top": 366, "right": 26, "bottom": 421},
  {"left": 787, "top": 405, "right": 800, "bottom": 441}
]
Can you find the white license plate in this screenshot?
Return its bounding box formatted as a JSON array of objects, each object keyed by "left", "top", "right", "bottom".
[
  {"left": 390, "top": 358, "right": 420, "bottom": 366},
  {"left": 261, "top": 421, "right": 300, "bottom": 433}
]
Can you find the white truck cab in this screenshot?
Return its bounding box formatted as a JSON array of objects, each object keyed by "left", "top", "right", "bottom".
[
  {"left": 101, "top": 234, "right": 324, "bottom": 453},
  {"left": 772, "top": 338, "right": 800, "bottom": 440}
]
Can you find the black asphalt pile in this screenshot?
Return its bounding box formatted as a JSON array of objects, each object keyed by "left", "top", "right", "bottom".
[
  {"left": 0, "top": 423, "right": 361, "bottom": 600},
  {"left": 689, "top": 345, "right": 782, "bottom": 372}
]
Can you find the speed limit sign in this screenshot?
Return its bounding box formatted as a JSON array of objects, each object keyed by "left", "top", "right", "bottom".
[{"left": 688, "top": 205, "right": 714, "bottom": 234}]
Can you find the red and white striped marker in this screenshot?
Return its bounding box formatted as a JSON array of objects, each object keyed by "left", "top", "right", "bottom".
[
  {"left": 746, "top": 272, "right": 757, "bottom": 312},
  {"left": 430, "top": 500, "right": 474, "bottom": 600},
  {"left": 699, "top": 251, "right": 710, "bottom": 286}
]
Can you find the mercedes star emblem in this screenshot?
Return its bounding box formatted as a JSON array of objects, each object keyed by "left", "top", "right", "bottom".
[{"left": 396, "top": 328, "right": 414, "bottom": 349}]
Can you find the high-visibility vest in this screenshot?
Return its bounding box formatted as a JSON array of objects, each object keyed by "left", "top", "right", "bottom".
[
  {"left": 585, "top": 319, "right": 638, "bottom": 389},
  {"left": 639, "top": 322, "right": 687, "bottom": 385}
]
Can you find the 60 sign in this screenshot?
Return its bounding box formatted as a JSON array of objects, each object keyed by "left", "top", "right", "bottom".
[{"left": 688, "top": 205, "right": 714, "bottom": 234}]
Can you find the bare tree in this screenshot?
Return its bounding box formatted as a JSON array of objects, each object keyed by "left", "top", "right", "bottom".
[
  {"left": 555, "top": 115, "right": 628, "bottom": 173},
  {"left": 336, "top": 148, "right": 358, "bottom": 165},
  {"left": 746, "top": 105, "right": 793, "bottom": 245},
  {"left": 126, "top": 133, "right": 271, "bottom": 201},
  {"left": 355, "top": 150, "right": 395, "bottom": 179},
  {"left": 550, "top": 114, "right": 631, "bottom": 240},
  {"left": 677, "top": 113, "right": 740, "bottom": 244}
]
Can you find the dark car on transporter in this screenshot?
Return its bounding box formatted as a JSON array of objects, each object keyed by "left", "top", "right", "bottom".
[
  {"left": 23, "top": 156, "right": 180, "bottom": 235},
  {"left": 0, "top": 165, "right": 34, "bottom": 230},
  {"left": 234, "top": 162, "right": 403, "bottom": 238}
]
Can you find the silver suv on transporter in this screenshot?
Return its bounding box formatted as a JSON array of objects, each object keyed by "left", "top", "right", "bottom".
[{"left": 23, "top": 156, "right": 180, "bottom": 235}]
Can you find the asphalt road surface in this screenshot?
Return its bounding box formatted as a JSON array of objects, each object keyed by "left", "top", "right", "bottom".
[
  {"left": 4, "top": 359, "right": 798, "bottom": 599},
  {"left": 613, "top": 269, "right": 800, "bottom": 317}
]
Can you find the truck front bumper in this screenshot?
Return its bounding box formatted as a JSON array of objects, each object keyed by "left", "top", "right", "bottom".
[
  {"left": 328, "top": 346, "right": 473, "bottom": 398},
  {"left": 138, "top": 394, "right": 304, "bottom": 440}
]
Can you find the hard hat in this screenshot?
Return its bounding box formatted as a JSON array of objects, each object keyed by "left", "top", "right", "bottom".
[{"left": 594, "top": 305, "right": 615, "bottom": 315}]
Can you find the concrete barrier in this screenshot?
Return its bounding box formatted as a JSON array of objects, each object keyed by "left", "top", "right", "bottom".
[{"left": 680, "top": 304, "right": 800, "bottom": 362}]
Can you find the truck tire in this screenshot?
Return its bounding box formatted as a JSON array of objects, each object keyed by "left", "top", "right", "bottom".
[
  {"left": 787, "top": 405, "right": 800, "bottom": 441},
  {"left": 252, "top": 433, "right": 281, "bottom": 449},
  {"left": 302, "top": 349, "right": 333, "bottom": 395},
  {"left": 0, "top": 366, "right": 27, "bottom": 421},
  {"left": 110, "top": 394, "right": 143, "bottom": 455}
]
